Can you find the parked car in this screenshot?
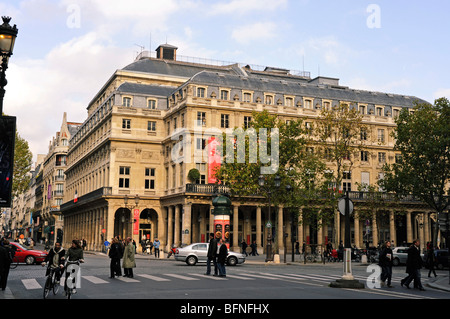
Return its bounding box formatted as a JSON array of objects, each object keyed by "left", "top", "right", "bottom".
[
  {"left": 175, "top": 243, "right": 245, "bottom": 266},
  {"left": 10, "top": 242, "right": 48, "bottom": 265},
  {"left": 392, "top": 246, "right": 426, "bottom": 266}
]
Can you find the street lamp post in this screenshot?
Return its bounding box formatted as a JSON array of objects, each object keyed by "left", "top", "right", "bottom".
[
  {"left": 0, "top": 16, "right": 18, "bottom": 116},
  {"left": 258, "top": 174, "right": 280, "bottom": 262}
]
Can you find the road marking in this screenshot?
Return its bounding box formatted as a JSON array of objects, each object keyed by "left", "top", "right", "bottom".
[
  {"left": 117, "top": 276, "right": 140, "bottom": 283},
  {"left": 137, "top": 274, "right": 171, "bottom": 282},
  {"left": 83, "top": 276, "right": 108, "bottom": 284},
  {"left": 22, "top": 279, "right": 41, "bottom": 290},
  {"left": 225, "top": 274, "right": 255, "bottom": 280},
  {"left": 188, "top": 273, "right": 228, "bottom": 280},
  {"left": 164, "top": 274, "right": 199, "bottom": 281}
]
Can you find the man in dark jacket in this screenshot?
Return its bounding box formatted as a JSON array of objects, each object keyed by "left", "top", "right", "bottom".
[
  {"left": 0, "top": 239, "right": 13, "bottom": 291},
  {"left": 379, "top": 241, "right": 393, "bottom": 287},
  {"left": 217, "top": 238, "right": 228, "bottom": 277},
  {"left": 401, "top": 239, "right": 425, "bottom": 291},
  {"left": 205, "top": 234, "right": 218, "bottom": 276},
  {"left": 109, "top": 238, "right": 123, "bottom": 278}
]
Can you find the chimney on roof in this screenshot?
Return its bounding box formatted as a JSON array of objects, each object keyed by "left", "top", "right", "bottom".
[{"left": 156, "top": 44, "right": 178, "bottom": 61}]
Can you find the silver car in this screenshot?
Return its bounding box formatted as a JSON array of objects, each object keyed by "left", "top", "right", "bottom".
[
  {"left": 174, "top": 243, "right": 245, "bottom": 266},
  {"left": 392, "top": 246, "right": 426, "bottom": 266}
]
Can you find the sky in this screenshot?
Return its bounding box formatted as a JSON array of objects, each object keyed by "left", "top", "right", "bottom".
[{"left": 1, "top": 0, "right": 449, "bottom": 163}]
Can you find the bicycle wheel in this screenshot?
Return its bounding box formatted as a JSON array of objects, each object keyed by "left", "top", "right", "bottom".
[
  {"left": 43, "top": 275, "right": 52, "bottom": 299},
  {"left": 9, "top": 257, "right": 18, "bottom": 269},
  {"left": 52, "top": 273, "right": 60, "bottom": 295}
]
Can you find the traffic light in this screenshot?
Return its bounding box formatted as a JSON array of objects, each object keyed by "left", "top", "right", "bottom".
[{"left": 0, "top": 116, "right": 16, "bottom": 207}]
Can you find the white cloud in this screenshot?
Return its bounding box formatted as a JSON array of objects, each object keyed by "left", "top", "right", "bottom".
[
  {"left": 231, "top": 22, "right": 278, "bottom": 44},
  {"left": 4, "top": 32, "right": 131, "bottom": 160},
  {"left": 433, "top": 88, "right": 450, "bottom": 100},
  {"left": 209, "top": 0, "right": 288, "bottom": 15}
]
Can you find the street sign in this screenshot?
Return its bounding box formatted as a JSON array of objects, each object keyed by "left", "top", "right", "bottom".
[
  {"left": 0, "top": 116, "right": 16, "bottom": 207},
  {"left": 338, "top": 197, "right": 354, "bottom": 215}
]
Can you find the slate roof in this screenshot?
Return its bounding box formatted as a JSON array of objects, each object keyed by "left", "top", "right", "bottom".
[
  {"left": 121, "top": 58, "right": 239, "bottom": 78},
  {"left": 116, "top": 82, "right": 177, "bottom": 97},
  {"left": 120, "top": 57, "right": 428, "bottom": 108},
  {"left": 187, "top": 71, "right": 428, "bottom": 108}
]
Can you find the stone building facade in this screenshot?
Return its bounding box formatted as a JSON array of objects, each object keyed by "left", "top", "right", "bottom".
[{"left": 60, "top": 44, "right": 439, "bottom": 253}]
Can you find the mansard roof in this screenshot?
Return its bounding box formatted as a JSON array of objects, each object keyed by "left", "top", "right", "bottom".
[
  {"left": 187, "top": 71, "right": 428, "bottom": 108},
  {"left": 121, "top": 57, "right": 239, "bottom": 78},
  {"left": 116, "top": 82, "right": 177, "bottom": 97}
]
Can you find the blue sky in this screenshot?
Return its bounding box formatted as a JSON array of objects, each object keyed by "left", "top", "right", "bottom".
[{"left": 1, "top": 0, "right": 449, "bottom": 162}]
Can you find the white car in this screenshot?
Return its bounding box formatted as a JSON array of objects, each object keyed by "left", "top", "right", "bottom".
[
  {"left": 175, "top": 243, "right": 245, "bottom": 266},
  {"left": 392, "top": 246, "right": 425, "bottom": 266}
]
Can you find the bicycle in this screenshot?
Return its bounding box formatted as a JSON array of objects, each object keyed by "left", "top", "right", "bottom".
[
  {"left": 63, "top": 259, "right": 83, "bottom": 299},
  {"left": 43, "top": 266, "right": 61, "bottom": 299},
  {"left": 9, "top": 256, "right": 19, "bottom": 269}
]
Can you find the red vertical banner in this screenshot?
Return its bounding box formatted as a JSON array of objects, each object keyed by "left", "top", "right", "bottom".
[
  {"left": 207, "top": 137, "right": 221, "bottom": 183},
  {"left": 133, "top": 208, "right": 140, "bottom": 235}
]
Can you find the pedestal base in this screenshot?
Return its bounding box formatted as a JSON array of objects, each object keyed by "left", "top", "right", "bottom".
[{"left": 329, "top": 279, "right": 365, "bottom": 289}]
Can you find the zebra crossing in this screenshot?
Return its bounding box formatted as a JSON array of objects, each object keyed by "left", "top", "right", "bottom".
[
  {"left": 15, "top": 272, "right": 438, "bottom": 299},
  {"left": 19, "top": 270, "right": 432, "bottom": 294}
]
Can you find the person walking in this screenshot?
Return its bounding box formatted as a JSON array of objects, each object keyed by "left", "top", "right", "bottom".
[
  {"left": 379, "top": 241, "right": 394, "bottom": 288},
  {"left": 108, "top": 238, "right": 122, "bottom": 278},
  {"left": 241, "top": 239, "right": 248, "bottom": 257},
  {"left": 122, "top": 237, "right": 136, "bottom": 278},
  {"left": 250, "top": 240, "right": 259, "bottom": 256},
  {"left": 0, "top": 239, "right": 13, "bottom": 291},
  {"left": 216, "top": 238, "right": 228, "bottom": 277},
  {"left": 426, "top": 246, "right": 437, "bottom": 278},
  {"left": 401, "top": 239, "right": 425, "bottom": 291},
  {"left": 205, "top": 234, "right": 218, "bottom": 276},
  {"left": 153, "top": 238, "right": 160, "bottom": 258}
]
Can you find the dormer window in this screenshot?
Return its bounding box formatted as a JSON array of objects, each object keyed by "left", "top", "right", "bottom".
[
  {"left": 147, "top": 99, "right": 156, "bottom": 109},
  {"left": 196, "top": 87, "right": 206, "bottom": 98},
  {"left": 123, "top": 97, "right": 132, "bottom": 107}
]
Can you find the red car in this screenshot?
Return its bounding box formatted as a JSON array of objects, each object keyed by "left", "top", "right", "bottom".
[{"left": 10, "top": 242, "right": 48, "bottom": 265}]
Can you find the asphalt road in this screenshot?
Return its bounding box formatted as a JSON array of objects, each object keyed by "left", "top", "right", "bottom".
[{"left": 2, "top": 252, "right": 449, "bottom": 302}]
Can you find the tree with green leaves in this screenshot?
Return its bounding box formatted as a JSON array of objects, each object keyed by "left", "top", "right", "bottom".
[
  {"left": 380, "top": 97, "right": 450, "bottom": 247},
  {"left": 215, "top": 110, "right": 324, "bottom": 210},
  {"left": 313, "top": 103, "right": 369, "bottom": 244},
  {"left": 13, "top": 131, "right": 33, "bottom": 198}
]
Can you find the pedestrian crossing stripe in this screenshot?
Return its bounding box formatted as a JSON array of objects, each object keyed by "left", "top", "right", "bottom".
[{"left": 18, "top": 272, "right": 433, "bottom": 292}]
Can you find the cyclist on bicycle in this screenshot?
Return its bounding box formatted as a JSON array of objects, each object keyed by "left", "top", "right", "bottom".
[
  {"left": 62, "top": 240, "right": 84, "bottom": 294},
  {"left": 41, "top": 242, "right": 65, "bottom": 283}
]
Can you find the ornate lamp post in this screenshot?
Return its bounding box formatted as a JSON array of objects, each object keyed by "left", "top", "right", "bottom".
[
  {"left": 258, "top": 174, "right": 280, "bottom": 262},
  {"left": 0, "top": 16, "right": 18, "bottom": 115}
]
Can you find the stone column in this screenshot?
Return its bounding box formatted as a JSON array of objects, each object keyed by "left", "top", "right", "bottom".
[
  {"left": 354, "top": 211, "right": 360, "bottom": 248},
  {"left": 182, "top": 203, "right": 192, "bottom": 245},
  {"left": 233, "top": 204, "right": 239, "bottom": 252},
  {"left": 277, "top": 206, "right": 284, "bottom": 254},
  {"left": 167, "top": 206, "right": 173, "bottom": 250},
  {"left": 389, "top": 210, "right": 396, "bottom": 246},
  {"left": 174, "top": 205, "right": 181, "bottom": 247},
  {"left": 423, "top": 212, "right": 429, "bottom": 244},
  {"left": 256, "top": 206, "right": 262, "bottom": 254},
  {"left": 406, "top": 211, "right": 413, "bottom": 244},
  {"left": 372, "top": 211, "right": 378, "bottom": 247},
  {"left": 298, "top": 208, "right": 304, "bottom": 246},
  {"left": 200, "top": 207, "right": 207, "bottom": 242}
]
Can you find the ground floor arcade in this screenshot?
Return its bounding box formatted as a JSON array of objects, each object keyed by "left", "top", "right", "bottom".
[{"left": 60, "top": 188, "right": 443, "bottom": 254}]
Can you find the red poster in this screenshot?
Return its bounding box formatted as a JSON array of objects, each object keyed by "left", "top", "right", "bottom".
[
  {"left": 207, "top": 137, "right": 221, "bottom": 183},
  {"left": 133, "top": 209, "right": 140, "bottom": 235}
]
